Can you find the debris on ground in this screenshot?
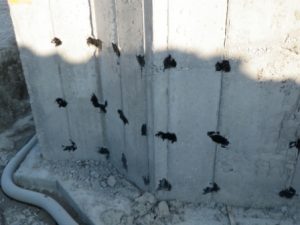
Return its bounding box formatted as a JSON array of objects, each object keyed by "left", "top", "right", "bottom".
[
  {"left": 0, "top": 114, "right": 55, "bottom": 225},
  {"left": 16, "top": 142, "right": 300, "bottom": 225},
  {"left": 1, "top": 115, "right": 300, "bottom": 225}
]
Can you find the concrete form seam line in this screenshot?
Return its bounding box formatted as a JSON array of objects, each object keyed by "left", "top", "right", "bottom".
[
  {"left": 226, "top": 205, "right": 236, "bottom": 225},
  {"left": 1, "top": 135, "right": 79, "bottom": 225}
]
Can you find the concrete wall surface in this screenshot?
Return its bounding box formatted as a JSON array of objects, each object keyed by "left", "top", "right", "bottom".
[{"left": 8, "top": 0, "right": 300, "bottom": 207}]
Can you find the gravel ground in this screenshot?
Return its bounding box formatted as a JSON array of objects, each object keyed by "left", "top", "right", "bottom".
[
  {"left": 0, "top": 114, "right": 55, "bottom": 225},
  {"left": 2, "top": 115, "right": 300, "bottom": 225},
  {"left": 20, "top": 139, "right": 300, "bottom": 225},
  {"left": 0, "top": 186, "right": 55, "bottom": 225},
  {"left": 0, "top": 0, "right": 31, "bottom": 133}
]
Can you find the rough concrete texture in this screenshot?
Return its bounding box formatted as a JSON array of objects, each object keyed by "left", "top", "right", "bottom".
[
  {"left": 14, "top": 145, "right": 300, "bottom": 225},
  {"left": 8, "top": 0, "right": 300, "bottom": 206},
  {"left": 0, "top": 0, "right": 30, "bottom": 132},
  {"left": 215, "top": 0, "right": 300, "bottom": 207},
  {"left": 91, "top": 0, "right": 149, "bottom": 190}
]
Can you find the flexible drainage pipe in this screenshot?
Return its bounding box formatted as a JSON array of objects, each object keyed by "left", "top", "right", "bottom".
[{"left": 1, "top": 135, "right": 78, "bottom": 225}]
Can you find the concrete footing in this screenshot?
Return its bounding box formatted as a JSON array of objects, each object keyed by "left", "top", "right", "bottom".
[{"left": 14, "top": 144, "right": 299, "bottom": 225}]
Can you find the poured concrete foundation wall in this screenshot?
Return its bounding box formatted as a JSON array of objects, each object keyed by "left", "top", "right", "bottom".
[{"left": 8, "top": 0, "right": 300, "bottom": 207}]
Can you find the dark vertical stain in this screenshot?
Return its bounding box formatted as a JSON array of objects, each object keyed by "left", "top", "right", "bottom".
[
  {"left": 136, "top": 55, "right": 145, "bottom": 68},
  {"left": 141, "top": 124, "right": 147, "bottom": 136},
  {"left": 143, "top": 176, "right": 150, "bottom": 185},
  {"left": 122, "top": 153, "right": 128, "bottom": 171},
  {"left": 163, "top": 54, "right": 177, "bottom": 70},
  {"left": 112, "top": 43, "right": 121, "bottom": 57},
  {"left": 117, "top": 109, "right": 129, "bottom": 125}
]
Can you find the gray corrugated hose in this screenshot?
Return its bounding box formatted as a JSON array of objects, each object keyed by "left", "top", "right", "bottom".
[{"left": 1, "top": 135, "right": 78, "bottom": 225}]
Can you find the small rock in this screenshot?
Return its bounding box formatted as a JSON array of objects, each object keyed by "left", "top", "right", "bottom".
[
  {"left": 143, "top": 213, "right": 156, "bottom": 225},
  {"left": 135, "top": 213, "right": 157, "bottom": 225},
  {"left": 157, "top": 201, "right": 170, "bottom": 217},
  {"left": 90, "top": 170, "right": 99, "bottom": 178},
  {"left": 131, "top": 190, "right": 141, "bottom": 199},
  {"left": 292, "top": 215, "right": 297, "bottom": 222},
  {"left": 172, "top": 214, "right": 183, "bottom": 224},
  {"left": 0, "top": 136, "right": 14, "bottom": 151},
  {"left": 100, "top": 181, "right": 107, "bottom": 188},
  {"left": 135, "top": 192, "right": 157, "bottom": 204},
  {"left": 281, "top": 206, "right": 288, "bottom": 214},
  {"left": 169, "top": 200, "right": 183, "bottom": 213},
  {"left": 218, "top": 205, "right": 227, "bottom": 215},
  {"left": 123, "top": 215, "right": 134, "bottom": 225},
  {"left": 208, "top": 201, "right": 217, "bottom": 209},
  {"left": 101, "top": 209, "right": 125, "bottom": 225},
  {"left": 132, "top": 192, "right": 157, "bottom": 217},
  {"left": 132, "top": 202, "right": 152, "bottom": 217},
  {"left": 107, "top": 175, "right": 117, "bottom": 187}
]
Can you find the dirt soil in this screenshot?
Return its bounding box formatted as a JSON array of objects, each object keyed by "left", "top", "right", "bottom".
[
  {"left": 19, "top": 127, "right": 300, "bottom": 225},
  {"left": 0, "top": 114, "right": 55, "bottom": 225},
  {"left": 1, "top": 115, "right": 300, "bottom": 225},
  {"left": 0, "top": 49, "right": 31, "bottom": 133}
]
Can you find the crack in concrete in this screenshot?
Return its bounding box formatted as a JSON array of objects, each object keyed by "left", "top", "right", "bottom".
[
  {"left": 275, "top": 91, "right": 300, "bottom": 187},
  {"left": 87, "top": 0, "right": 108, "bottom": 150},
  {"left": 212, "top": 0, "right": 231, "bottom": 185},
  {"left": 87, "top": 0, "right": 95, "bottom": 37},
  {"left": 47, "top": 0, "right": 74, "bottom": 142},
  {"left": 111, "top": 0, "right": 128, "bottom": 169}
]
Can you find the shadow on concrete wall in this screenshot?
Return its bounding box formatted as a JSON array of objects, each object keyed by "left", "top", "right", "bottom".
[
  {"left": 16, "top": 40, "right": 300, "bottom": 207},
  {"left": 4, "top": 0, "right": 299, "bottom": 208}
]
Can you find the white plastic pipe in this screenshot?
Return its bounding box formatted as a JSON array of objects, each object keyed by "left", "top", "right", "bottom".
[{"left": 1, "top": 135, "right": 78, "bottom": 225}]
